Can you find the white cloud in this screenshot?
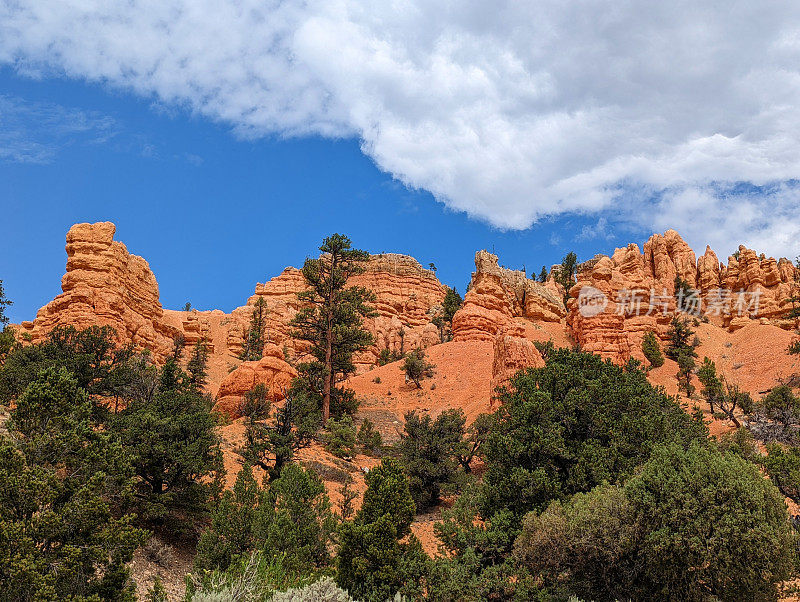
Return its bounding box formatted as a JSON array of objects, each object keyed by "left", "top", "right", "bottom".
[
  {"left": 643, "top": 184, "right": 800, "bottom": 260},
  {"left": 0, "top": 95, "right": 117, "bottom": 163},
  {"left": 2, "top": 1, "right": 800, "bottom": 256}
]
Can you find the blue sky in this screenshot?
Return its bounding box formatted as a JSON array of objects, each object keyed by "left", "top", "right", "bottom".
[
  {"left": 1, "top": 68, "right": 626, "bottom": 323},
  {"left": 2, "top": 2, "right": 800, "bottom": 322}
]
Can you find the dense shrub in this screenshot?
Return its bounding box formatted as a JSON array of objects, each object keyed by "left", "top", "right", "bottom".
[
  {"left": 398, "top": 409, "right": 466, "bottom": 511},
  {"left": 665, "top": 316, "right": 696, "bottom": 360},
  {"left": 401, "top": 348, "right": 435, "bottom": 388},
  {"left": 764, "top": 443, "right": 800, "bottom": 505},
  {"left": 0, "top": 324, "right": 136, "bottom": 411},
  {"left": 195, "top": 464, "right": 269, "bottom": 572},
  {"left": 0, "top": 368, "right": 146, "bottom": 600},
  {"left": 187, "top": 551, "right": 312, "bottom": 602},
  {"left": 432, "top": 347, "right": 708, "bottom": 599},
  {"left": 516, "top": 442, "right": 796, "bottom": 601},
  {"left": 263, "top": 463, "right": 336, "bottom": 574},
  {"left": 113, "top": 359, "right": 224, "bottom": 524},
  {"left": 337, "top": 459, "right": 428, "bottom": 601},
  {"left": 626, "top": 442, "right": 795, "bottom": 600},
  {"left": 356, "top": 417, "right": 383, "bottom": 455},
  {"left": 324, "top": 416, "right": 357, "bottom": 458},
  {"left": 480, "top": 347, "right": 707, "bottom": 522},
  {"left": 641, "top": 331, "right": 664, "bottom": 368},
  {"left": 270, "top": 577, "right": 354, "bottom": 601}
]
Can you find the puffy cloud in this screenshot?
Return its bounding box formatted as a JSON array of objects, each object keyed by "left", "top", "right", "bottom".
[
  {"left": 644, "top": 183, "right": 800, "bottom": 259},
  {"left": 2, "top": 0, "right": 800, "bottom": 254}
]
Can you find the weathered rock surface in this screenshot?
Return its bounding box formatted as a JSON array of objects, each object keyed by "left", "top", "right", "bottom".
[
  {"left": 23, "top": 225, "right": 448, "bottom": 382},
  {"left": 490, "top": 325, "right": 544, "bottom": 397},
  {"left": 214, "top": 344, "right": 298, "bottom": 418},
  {"left": 567, "top": 230, "right": 800, "bottom": 363},
  {"left": 19, "top": 222, "right": 178, "bottom": 360},
  {"left": 231, "top": 253, "right": 446, "bottom": 372},
  {"left": 452, "top": 251, "right": 566, "bottom": 342},
  {"left": 20, "top": 223, "right": 799, "bottom": 385}
]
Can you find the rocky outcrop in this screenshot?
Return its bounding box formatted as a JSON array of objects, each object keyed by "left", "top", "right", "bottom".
[
  {"left": 21, "top": 225, "right": 448, "bottom": 384},
  {"left": 231, "top": 253, "right": 446, "bottom": 372},
  {"left": 214, "top": 344, "right": 298, "bottom": 419},
  {"left": 567, "top": 230, "right": 800, "bottom": 363},
  {"left": 568, "top": 253, "right": 658, "bottom": 362},
  {"left": 19, "top": 222, "right": 178, "bottom": 360},
  {"left": 490, "top": 325, "right": 543, "bottom": 398},
  {"left": 23, "top": 223, "right": 450, "bottom": 386},
  {"left": 452, "top": 251, "right": 566, "bottom": 342},
  {"left": 22, "top": 223, "right": 799, "bottom": 382},
  {"left": 643, "top": 229, "right": 698, "bottom": 292},
  {"left": 718, "top": 248, "right": 797, "bottom": 329},
  {"left": 352, "top": 254, "right": 445, "bottom": 367}
]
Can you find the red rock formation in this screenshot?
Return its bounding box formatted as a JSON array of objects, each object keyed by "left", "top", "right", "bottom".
[
  {"left": 643, "top": 229, "right": 698, "bottom": 291},
  {"left": 567, "top": 231, "right": 800, "bottom": 363},
  {"left": 19, "top": 222, "right": 177, "bottom": 359},
  {"left": 697, "top": 246, "right": 721, "bottom": 294},
  {"left": 214, "top": 344, "right": 298, "bottom": 418},
  {"left": 23, "top": 224, "right": 448, "bottom": 387},
  {"left": 452, "top": 251, "right": 565, "bottom": 342},
  {"left": 490, "top": 325, "right": 544, "bottom": 398},
  {"left": 230, "top": 254, "right": 446, "bottom": 372},
  {"left": 353, "top": 254, "right": 445, "bottom": 366},
  {"left": 717, "top": 247, "right": 797, "bottom": 329},
  {"left": 22, "top": 223, "right": 799, "bottom": 385}
]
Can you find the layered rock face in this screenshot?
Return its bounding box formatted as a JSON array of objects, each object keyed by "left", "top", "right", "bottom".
[
  {"left": 567, "top": 230, "right": 800, "bottom": 362},
  {"left": 353, "top": 254, "right": 445, "bottom": 365},
  {"left": 718, "top": 247, "right": 797, "bottom": 330},
  {"left": 22, "top": 223, "right": 799, "bottom": 388},
  {"left": 452, "top": 250, "right": 566, "bottom": 342},
  {"left": 233, "top": 253, "right": 445, "bottom": 371},
  {"left": 22, "top": 225, "right": 447, "bottom": 388},
  {"left": 19, "top": 222, "right": 177, "bottom": 360}
]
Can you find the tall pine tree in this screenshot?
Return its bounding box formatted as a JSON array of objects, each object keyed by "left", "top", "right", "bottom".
[{"left": 290, "top": 234, "right": 375, "bottom": 425}]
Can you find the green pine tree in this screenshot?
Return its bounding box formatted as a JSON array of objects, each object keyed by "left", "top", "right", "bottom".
[
  {"left": 641, "top": 331, "right": 665, "bottom": 368},
  {"left": 398, "top": 409, "right": 465, "bottom": 510},
  {"left": 336, "top": 458, "right": 426, "bottom": 602},
  {"left": 241, "top": 297, "right": 268, "bottom": 361},
  {"left": 555, "top": 252, "right": 578, "bottom": 304},
  {"left": 195, "top": 464, "right": 268, "bottom": 572},
  {"left": 538, "top": 266, "right": 548, "bottom": 283},
  {"left": 112, "top": 354, "right": 224, "bottom": 524},
  {"left": 290, "top": 234, "right": 376, "bottom": 425},
  {"left": 240, "top": 384, "right": 319, "bottom": 480},
  {"left": 0, "top": 279, "right": 11, "bottom": 327},
  {"left": 0, "top": 368, "right": 146, "bottom": 599},
  {"left": 186, "top": 338, "right": 208, "bottom": 391}
]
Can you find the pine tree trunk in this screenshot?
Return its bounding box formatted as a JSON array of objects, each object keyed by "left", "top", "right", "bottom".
[
  {"left": 323, "top": 324, "right": 332, "bottom": 425},
  {"left": 322, "top": 253, "right": 338, "bottom": 426}
]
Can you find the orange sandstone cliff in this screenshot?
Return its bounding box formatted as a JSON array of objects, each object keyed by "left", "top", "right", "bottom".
[
  {"left": 567, "top": 229, "right": 799, "bottom": 363},
  {"left": 452, "top": 250, "right": 566, "bottom": 342},
  {"left": 19, "top": 223, "right": 449, "bottom": 414},
  {"left": 229, "top": 253, "right": 445, "bottom": 371},
  {"left": 18, "top": 223, "right": 799, "bottom": 400},
  {"left": 19, "top": 222, "right": 178, "bottom": 360}
]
